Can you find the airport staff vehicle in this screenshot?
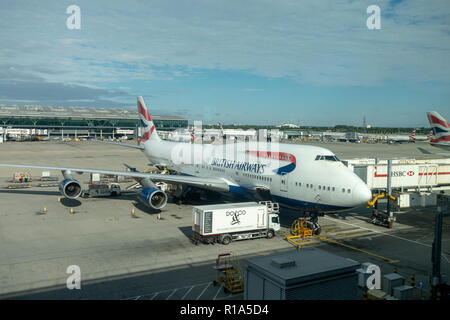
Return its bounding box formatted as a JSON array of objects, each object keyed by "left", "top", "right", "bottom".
[
  {"left": 81, "top": 183, "right": 121, "bottom": 198},
  {"left": 191, "top": 201, "right": 280, "bottom": 245},
  {"left": 0, "top": 96, "right": 372, "bottom": 234}
]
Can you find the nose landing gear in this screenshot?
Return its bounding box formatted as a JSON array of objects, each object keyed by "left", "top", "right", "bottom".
[{"left": 306, "top": 212, "right": 322, "bottom": 235}]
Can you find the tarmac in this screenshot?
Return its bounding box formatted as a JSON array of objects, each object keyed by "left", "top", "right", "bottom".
[{"left": 0, "top": 139, "right": 448, "bottom": 299}]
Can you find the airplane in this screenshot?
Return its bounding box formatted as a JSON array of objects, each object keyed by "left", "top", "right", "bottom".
[
  {"left": 426, "top": 111, "right": 450, "bottom": 151},
  {"left": 386, "top": 130, "right": 416, "bottom": 144},
  {"left": 0, "top": 96, "right": 372, "bottom": 235}
]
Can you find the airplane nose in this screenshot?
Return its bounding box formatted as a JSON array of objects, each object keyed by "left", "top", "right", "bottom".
[{"left": 352, "top": 181, "right": 372, "bottom": 206}]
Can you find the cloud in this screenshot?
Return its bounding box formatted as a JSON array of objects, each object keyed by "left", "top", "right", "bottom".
[
  {"left": 0, "top": 79, "right": 130, "bottom": 107},
  {"left": 0, "top": 0, "right": 449, "bottom": 86},
  {"left": 0, "top": 0, "right": 448, "bottom": 113}
]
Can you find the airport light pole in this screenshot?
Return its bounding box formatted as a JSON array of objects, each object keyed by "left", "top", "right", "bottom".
[
  {"left": 387, "top": 159, "right": 394, "bottom": 229},
  {"left": 431, "top": 195, "right": 449, "bottom": 300}
]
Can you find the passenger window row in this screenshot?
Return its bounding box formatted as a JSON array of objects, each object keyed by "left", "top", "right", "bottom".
[
  {"left": 243, "top": 172, "right": 272, "bottom": 182},
  {"left": 294, "top": 182, "right": 351, "bottom": 194}
]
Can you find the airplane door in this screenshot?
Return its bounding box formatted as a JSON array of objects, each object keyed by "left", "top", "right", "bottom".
[{"left": 280, "top": 173, "right": 288, "bottom": 192}]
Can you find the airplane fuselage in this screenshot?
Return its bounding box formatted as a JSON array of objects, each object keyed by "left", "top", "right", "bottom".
[{"left": 140, "top": 139, "right": 372, "bottom": 212}]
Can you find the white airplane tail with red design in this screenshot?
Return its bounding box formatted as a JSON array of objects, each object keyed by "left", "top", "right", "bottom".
[
  {"left": 426, "top": 111, "right": 450, "bottom": 151},
  {"left": 137, "top": 96, "right": 160, "bottom": 145}
]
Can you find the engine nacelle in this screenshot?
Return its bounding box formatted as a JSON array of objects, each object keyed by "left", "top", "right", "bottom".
[
  {"left": 138, "top": 187, "right": 168, "bottom": 210},
  {"left": 59, "top": 179, "right": 82, "bottom": 199}
]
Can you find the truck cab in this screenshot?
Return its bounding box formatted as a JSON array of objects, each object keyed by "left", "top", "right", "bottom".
[{"left": 268, "top": 213, "right": 281, "bottom": 232}]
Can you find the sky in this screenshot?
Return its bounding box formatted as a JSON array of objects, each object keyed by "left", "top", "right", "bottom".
[{"left": 0, "top": 0, "right": 449, "bottom": 127}]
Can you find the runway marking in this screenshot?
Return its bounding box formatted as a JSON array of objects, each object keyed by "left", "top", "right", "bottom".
[
  {"left": 314, "top": 235, "right": 399, "bottom": 264},
  {"left": 213, "top": 286, "right": 222, "bottom": 300},
  {"left": 150, "top": 292, "right": 159, "bottom": 300},
  {"left": 123, "top": 282, "right": 212, "bottom": 300},
  {"left": 322, "top": 216, "right": 432, "bottom": 248},
  {"left": 196, "top": 282, "right": 212, "bottom": 300},
  {"left": 166, "top": 288, "right": 178, "bottom": 300},
  {"left": 180, "top": 286, "right": 194, "bottom": 300}
]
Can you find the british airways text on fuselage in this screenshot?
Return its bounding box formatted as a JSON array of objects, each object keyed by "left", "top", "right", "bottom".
[{"left": 210, "top": 158, "right": 267, "bottom": 174}]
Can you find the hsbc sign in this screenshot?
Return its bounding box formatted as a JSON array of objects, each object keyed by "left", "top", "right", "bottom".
[
  {"left": 365, "top": 164, "right": 424, "bottom": 189},
  {"left": 391, "top": 170, "right": 415, "bottom": 177}
]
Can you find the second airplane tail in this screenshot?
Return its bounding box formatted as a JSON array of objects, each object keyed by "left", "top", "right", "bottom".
[{"left": 427, "top": 111, "right": 450, "bottom": 139}]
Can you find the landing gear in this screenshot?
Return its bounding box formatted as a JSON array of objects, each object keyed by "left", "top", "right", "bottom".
[{"left": 307, "top": 213, "right": 322, "bottom": 235}]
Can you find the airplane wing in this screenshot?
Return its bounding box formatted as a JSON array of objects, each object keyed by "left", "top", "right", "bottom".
[{"left": 0, "top": 163, "right": 232, "bottom": 192}]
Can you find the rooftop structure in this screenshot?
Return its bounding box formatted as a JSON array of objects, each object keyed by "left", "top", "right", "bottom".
[{"left": 0, "top": 105, "right": 188, "bottom": 130}]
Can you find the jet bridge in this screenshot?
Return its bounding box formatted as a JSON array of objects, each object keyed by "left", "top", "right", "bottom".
[
  {"left": 343, "top": 158, "right": 450, "bottom": 228},
  {"left": 344, "top": 158, "right": 450, "bottom": 192}
]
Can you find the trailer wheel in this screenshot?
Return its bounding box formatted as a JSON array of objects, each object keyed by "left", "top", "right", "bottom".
[
  {"left": 221, "top": 235, "right": 232, "bottom": 245},
  {"left": 267, "top": 230, "right": 274, "bottom": 239}
]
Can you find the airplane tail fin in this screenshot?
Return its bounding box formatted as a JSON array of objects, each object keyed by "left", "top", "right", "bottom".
[
  {"left": 137, "top": 96, "right": 160, "bottom": 145},
  {"left": 409, "top": 130, "right": 416, "bottom": 141},
  {"left": 427, "top": 111, "right": 450, "bottom": 140}
]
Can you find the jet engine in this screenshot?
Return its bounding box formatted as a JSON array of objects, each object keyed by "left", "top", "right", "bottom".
[
  {"left": 59, "top": 179, "right": 82, "bottom": 198},
  {"left": 137, "top": 178, "right": 168, "bottom": 210},
  {"left": 58, "top": 170, "right": 82, "bottom": 199},
  {"left": 138, "top": 187, "right": 168, "bottom": 209}
]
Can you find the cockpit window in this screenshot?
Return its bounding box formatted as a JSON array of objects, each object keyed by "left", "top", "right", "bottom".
[{"left": 315, "top": 155, "right": 340, "bottom": 162}]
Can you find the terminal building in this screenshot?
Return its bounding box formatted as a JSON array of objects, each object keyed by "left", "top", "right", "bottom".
[{"left": 0, "top": 105, "right": 188, "bottom": 139}]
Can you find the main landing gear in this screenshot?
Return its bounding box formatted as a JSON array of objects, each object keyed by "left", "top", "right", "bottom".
[{"left": 306, "top": 212, "right": 322, "bottom": 235}]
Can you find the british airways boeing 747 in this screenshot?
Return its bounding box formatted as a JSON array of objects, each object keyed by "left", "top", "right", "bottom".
[{"left": 0, "top": 97, "right": 372, "bottom": 234}]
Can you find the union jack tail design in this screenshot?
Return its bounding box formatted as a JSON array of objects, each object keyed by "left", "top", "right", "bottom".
[
  {"left": 409, "top": 130, "right": 416, "bottom": 141},
  {"left": 137, "top": 96, "right": 160, "bottom": 145},
  {"left": 427, "top": 111, "right": 450, "bottom": 143}
]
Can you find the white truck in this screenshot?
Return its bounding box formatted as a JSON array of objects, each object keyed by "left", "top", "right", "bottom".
[{"left": 191, "top": 201, "right": 281, "bottom": 245}]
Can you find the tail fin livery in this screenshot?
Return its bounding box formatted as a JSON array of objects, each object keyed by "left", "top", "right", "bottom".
[
  {"left": 137, "top": 96, "right": 160, "bottom": 144},
  {"left": 409, "top": 130, "right": 416, "bottom": 141},
  {"left": 427, "top": 111, "right": 450, "bottom": 140}
]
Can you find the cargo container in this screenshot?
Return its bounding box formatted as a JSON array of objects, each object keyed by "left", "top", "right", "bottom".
[
  {"left": 81, "top": 183, "right": 121, "bottom": 198},
  {"left": 192, "top": 201, "right": 280, "bottom": 245}
]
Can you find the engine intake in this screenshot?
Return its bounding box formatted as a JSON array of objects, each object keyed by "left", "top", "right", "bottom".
[
  {"left": 59, "top": 179, "right": 82, "bottom": 199},
  {"left": 138, "top": 187, "right": 168, "bottom": 210}
]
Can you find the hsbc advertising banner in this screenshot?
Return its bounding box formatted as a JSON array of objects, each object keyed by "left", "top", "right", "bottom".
[{"left": 357, "top": 164, "right": 429, "bottom": 189}]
